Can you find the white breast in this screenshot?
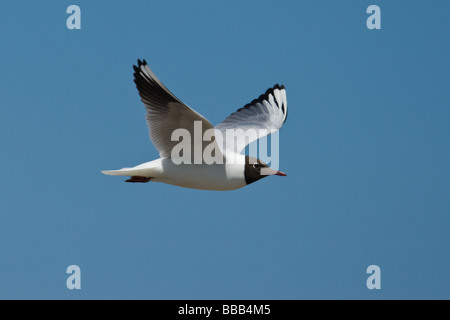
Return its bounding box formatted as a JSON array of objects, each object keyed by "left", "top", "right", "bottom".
[{"left": 154, "top": 158, "right": 246, "bottom": 191}]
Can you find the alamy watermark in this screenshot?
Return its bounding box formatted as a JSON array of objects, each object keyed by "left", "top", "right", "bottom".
[
  {"left": 367, "top": 5, "right": 381, "bottom": 30},
  {"left": 66, "top": 5, "right": 81, "bottom": 30},
  {"left": 170, "top": 121, "right": 280, "bottom": 172},
  {"left": 66, "top": 265, "right": 81, "bottom": 290},
  {"left": 366, "top": 265, "right": 381, "bottom": 290}
]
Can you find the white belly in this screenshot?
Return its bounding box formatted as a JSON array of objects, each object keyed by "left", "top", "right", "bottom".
[{"left": 154, "top": 158, "right": 246, "bottom": 191}]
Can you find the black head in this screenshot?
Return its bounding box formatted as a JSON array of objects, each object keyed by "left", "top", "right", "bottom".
[{"left": 244, "top": 156, "right": 287, "bottom": 185}]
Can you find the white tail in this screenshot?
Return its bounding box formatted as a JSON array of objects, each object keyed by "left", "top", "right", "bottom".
[{"left": 101, "top": 168, "right": 151, "bottom": 177}]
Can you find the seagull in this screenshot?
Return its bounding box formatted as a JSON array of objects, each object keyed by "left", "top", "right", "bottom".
[{"left": 102, "top": 59, "right": 287, "bottom": 191}]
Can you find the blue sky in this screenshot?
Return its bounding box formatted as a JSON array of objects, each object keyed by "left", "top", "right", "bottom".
[{"left": 0, "top": 1, "right": 449, "bottom": 299}]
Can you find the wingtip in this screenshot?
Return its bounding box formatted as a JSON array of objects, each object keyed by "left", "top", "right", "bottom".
[
  {"left": 233, "top": 83, "right": 288, "bottom": 125},
  {"left": 263, "top": 84, "right": 285, "bottom": 96},
  {"left": 136, "top": 59, "right": 148, "bottom": 67},
  {"left": 272, "top": 84, "right": 285, "bottom": 91}
]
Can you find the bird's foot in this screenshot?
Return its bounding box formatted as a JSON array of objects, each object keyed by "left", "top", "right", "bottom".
[{"left": 125, "top": 176, "right": 152, "bottom": 183}]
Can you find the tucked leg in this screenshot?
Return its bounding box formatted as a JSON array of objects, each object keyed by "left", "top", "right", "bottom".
[{"left": 125, "top": 176, "right": 152, "bottom": 183}]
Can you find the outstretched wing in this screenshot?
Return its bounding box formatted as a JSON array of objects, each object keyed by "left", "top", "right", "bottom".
[
  {"left": 215, "top": 84, "right": 287, "bottom": 154},
  {"left": 134, "top": 59, "right": 220, "bottom": 160}
]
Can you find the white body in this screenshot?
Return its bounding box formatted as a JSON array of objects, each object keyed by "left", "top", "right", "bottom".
[{"left": 102, "top": 155, "right": 247, "bottom": 191}]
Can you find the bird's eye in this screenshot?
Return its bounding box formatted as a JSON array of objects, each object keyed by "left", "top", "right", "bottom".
[{"left": 253, "top": 163, "right": 260, "bottom": 169}]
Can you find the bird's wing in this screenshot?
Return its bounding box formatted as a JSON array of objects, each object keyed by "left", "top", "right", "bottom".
[
  {"left": 134, "top": 60, "right": 222, "bottom": 161},
  {"left": 215, "top": 85, "right": 287, "bottom": 154}
]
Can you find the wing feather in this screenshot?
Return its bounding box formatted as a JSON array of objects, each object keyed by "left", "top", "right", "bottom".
[
  {"left": 215, "top": 84, "right": 287, "bottom": 154},
  {"left": 133, "top": 60, "right": 220, "bottom": 161}
]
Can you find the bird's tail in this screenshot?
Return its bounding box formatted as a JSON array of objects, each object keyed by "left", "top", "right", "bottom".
[
  {"left": 101, "top": 167, "right": 153, "bottom": 177},
  {"left": 102, "top": 159, "right": 160, "bottom": 181}
]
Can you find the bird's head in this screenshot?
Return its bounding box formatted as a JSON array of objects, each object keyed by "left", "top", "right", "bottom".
[{"left": 244, "top": 156, "right": 287, "bottom": 185}]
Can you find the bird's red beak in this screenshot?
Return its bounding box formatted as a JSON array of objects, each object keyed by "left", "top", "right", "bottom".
[{"left": 262, "top": 168, "right": 287, "bottom": 176}]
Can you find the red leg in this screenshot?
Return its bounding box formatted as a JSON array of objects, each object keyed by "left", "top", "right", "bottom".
[{"left": 125, "top": 176, "right": 152, "bottom": 183}]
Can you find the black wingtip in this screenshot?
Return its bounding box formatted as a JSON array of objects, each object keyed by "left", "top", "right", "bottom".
[
  {"left": 264, "top": 84, "right": 285, "bottom": 95},
  {"left": 236, "top": 84, "right": 287, "bottom": 118},
  {"left": 136, "top": 59, "right": 148, "bottom": 67},
  {"left": 134, "top": 59, "right": 149, "bottom": 72},
  {"left": 272, "top": 84, "right": 285, "bottom": 91}
]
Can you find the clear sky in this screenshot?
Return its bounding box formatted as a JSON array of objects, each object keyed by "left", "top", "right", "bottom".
[{"left": 0, "top": 1, "right": 449, "bottom": 299}]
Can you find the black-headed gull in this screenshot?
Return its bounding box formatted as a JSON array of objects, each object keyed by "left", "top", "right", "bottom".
[{"left": 102, "top": 59, "right": 287, "bottom": 191}]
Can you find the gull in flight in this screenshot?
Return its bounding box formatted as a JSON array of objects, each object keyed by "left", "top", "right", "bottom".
[{"left": 102, "top": 60, "right": 287, "bottom": 191}]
